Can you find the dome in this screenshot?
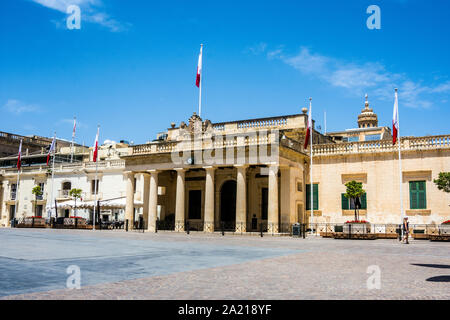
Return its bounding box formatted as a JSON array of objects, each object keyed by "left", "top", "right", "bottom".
[{"left": 357, "top": 94, "right": 378, "bottom": 128}]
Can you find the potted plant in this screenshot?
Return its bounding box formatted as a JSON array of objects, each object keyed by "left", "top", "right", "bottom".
[
  {"left": 343, "top": 219, "right": 371, "bottom": 234},
  {"left": 31, "top": 185, "right": 43, "bottom": 217},
  {"left": 343, "top": 181, "right": 366, "bottom": 221},
  {"left": 439, "top": 220, "right": 450, "bottom": 235}
]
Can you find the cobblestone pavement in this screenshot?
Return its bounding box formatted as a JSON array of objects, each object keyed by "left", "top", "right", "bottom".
[{"left": 1, "top": 228, "right": 449, "bottom": 299}]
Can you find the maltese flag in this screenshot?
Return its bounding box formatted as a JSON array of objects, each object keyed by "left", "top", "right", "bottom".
[
  {"left": 196, "top": 45, "right": 203, "bottom": 88},
  {"left": 46, "top": 135, "right": 56, "bottom": 166},
  {"left": 304, "top": 99, "right": 312, "bottom": 149},
  {"left": 93, "top": 127, "right": 99, "bottom": 162},
  {"left": 72, "top": 117, "right": 76, "bottom": 138},
  {"left": 17, "top": 140, "right": 22, "bottom": 171},
  {"left": 392, "top": 89, "right": 399, "bottom": 145}
]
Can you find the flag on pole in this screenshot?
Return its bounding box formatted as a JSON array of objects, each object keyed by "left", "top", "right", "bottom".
[
  {"left": 17, "top": 140, "right": 22, "bottom": 171},
  {"left": 72, "top": 117, "right": 76, "bottom": 138},
  {"left": 46, "top": 135, "right": 56, "bottom": 166},
  {"left": 196, "top": 45, "right": 203, "bottom": 88},
  {"left": 93, "top": 126, "right": 99, "bottom": 162},
  {"left": 392, "top": 89, "right": 399, "bottom": 145},
  {"left": 304, "top": 100, "right": 312, "bottom": 149}
]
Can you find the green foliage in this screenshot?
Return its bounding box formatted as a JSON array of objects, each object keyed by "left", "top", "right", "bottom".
[
  {"left": 69, "top": 188, "right": 82, "bottom": 200},
  {"left": 32, "top": 185, "right": 43, "bottom": 197},
  {"left": 344, "top": 180, "right": 366, "bottom": 200},
  {"left": 433, "top": 172, "right": 450, "bottom": 193}
]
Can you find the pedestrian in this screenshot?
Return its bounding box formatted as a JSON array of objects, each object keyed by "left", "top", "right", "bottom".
[{"left": 402, "top": 217, "right": 409, "bottom": 244}]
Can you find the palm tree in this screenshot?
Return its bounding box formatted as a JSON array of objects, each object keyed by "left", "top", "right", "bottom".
[
  {"left": 31, "top": 185, "right": 43, "bottom": 217},
  {"left": 344, "top": 180, "right": 366, "bottom": 221},
  {"left": 69, "top": 188, "right": 83, "bottom": 218}
]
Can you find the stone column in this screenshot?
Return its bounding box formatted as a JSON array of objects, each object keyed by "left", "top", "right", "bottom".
[
  {"left": 235, "top": 165, "right": 248, "bottom": 233},
  {"left": 124, "top": 171, "right": 135, "bottom": 230},
  {"left": 204, "top": 166, "right": 215, "bottom": 232},
  {"left": 175, "top": 168, "right": 185, "bottom": 231},
  {"left": 147, "top": 170, "right": 159, "bottom": 232},
  {"left": 268, "top": 165, "right": 279, "bottom": 233},
  {"left": 142, "top": 173, "right": 150, "bottom": 229}
]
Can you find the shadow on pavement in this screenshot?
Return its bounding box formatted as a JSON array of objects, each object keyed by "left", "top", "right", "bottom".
[
  {"left": 425, "top": 276, "right": 450, "bottom": 282},
  {"left": 411, "top": 263, "right": 450, "bottom": 269}
]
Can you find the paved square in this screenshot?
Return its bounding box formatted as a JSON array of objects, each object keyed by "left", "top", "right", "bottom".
[{"left": 0, "top": 228, "right": 449, "bottom": 299}]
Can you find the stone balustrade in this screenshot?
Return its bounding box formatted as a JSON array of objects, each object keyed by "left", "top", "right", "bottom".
[{"left": 313, "top": 134, "right": 450, "bottom": 156}]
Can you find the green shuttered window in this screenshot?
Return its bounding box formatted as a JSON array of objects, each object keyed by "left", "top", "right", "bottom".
[
  {"left": 306, "top": 184, "right": 319, "bottom": 210},
  {"left": 409, "top": 181, "right": 426, "bottom": 209}
]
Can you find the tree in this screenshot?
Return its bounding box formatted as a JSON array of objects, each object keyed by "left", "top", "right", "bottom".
[
  {"left": 434, "top": 172, "right": 450, "bottom": 193},
  {"left": 344, "top": 180, "right": 366, "bottom": 221},
  {"left": 69, "top": 188, "right": 83, "bottom": 218},
  {"left": 31, "top": 185, "right": 43, "bottom": 217}
]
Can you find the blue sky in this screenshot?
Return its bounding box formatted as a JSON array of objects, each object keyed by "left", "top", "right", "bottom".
[{"left": 1, "top": 0, "right": 449, "bottom": 145}]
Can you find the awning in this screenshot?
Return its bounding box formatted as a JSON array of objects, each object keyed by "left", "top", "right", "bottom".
[{"left": 49, "top": 197, "right": 143, "bottom": 209}]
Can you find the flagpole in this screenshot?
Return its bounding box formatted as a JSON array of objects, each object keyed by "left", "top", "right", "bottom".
[
  {"left": 49, "top": 132, "right": 56, "bottom": 218},
  {"left": 14, "top": 167, "right": 21, "bottom": 222},
  {"left": 93, "top": 125, "right": 100, "bottom": 231},
  {"left": 198, "top": 44, "right": 203, "bottom": 117},
  {"left": 70, "top": 117, "right": 76, "bottom": 163},
  {"left": 395, "top": 88, "right": 404, "bottom": 239},
  {"left": 309, "top": 98, "right": 314, "bottom": 234}
]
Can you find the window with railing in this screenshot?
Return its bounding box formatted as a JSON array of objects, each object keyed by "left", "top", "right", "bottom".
[
  {"left": 91, "top": 179, "right": 99, "bottom": 194},
  {"left": 10, "top": 183, "right": 17, "bottom": 200}
]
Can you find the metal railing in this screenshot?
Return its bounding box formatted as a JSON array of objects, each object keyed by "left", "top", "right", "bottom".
[{"left": 308, "top": 223, "right": 450, "bottom": 238}]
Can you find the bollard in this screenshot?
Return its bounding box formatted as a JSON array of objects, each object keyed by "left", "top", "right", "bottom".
[
  {"left": 302, "top": 224, "right": 306, "bottom": 239},
  {"left": 32, "top": 217, "right": 35, "bottom": 228},
  {"left": 221, "top": 222, "right": 225, "bottom": 236},
  {"left": 348, "top": 224, "right": 352, "bottom": 239},
  {"left": 155, "top": 221, "right": 158, "bottom": 233},
  {"left": 260, "top": 222, "right": 263, "bottom": 237},
  {"left": 75, "top": 217, "right": 78, "bottom": 229},
  {"left": 186, "top": 221, "right": 190, "bottom": 235},
  {"left": 125, "top": 219, "right": 128, "bottom": 232}
]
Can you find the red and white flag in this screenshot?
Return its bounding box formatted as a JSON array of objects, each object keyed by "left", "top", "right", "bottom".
[
  {"left": 304, "top": 99, "right": 312, "bottom": 150},
  {"left": 46, "top": 135, "right": 56, "bottom": 166},
  {"left": 195, "top": 45, "right": 203, "bottom": 88},
  {"left": 392, "top": 89, "right": 399, "bottom": 145},
  {"left": 93, "top": 126, "right": 99, "bottom": 162},
  {"left": 72, "top": 117, "right": 76, "bottom": 138},
  {"left": 17, "top": 139, "right": 22, "bottom": 171}
]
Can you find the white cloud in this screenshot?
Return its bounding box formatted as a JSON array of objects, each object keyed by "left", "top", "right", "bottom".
[
  {"left": 3, "top": 99, "right": 40, "bottom": 114},
  {"left": 30, "top": 0, "right": 129, "bottom": 32},
  {"left": 269, "top": 46, "right": 450, "bottom": 109}
]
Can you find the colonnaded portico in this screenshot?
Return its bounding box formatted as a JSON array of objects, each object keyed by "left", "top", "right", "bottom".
[{"left": 121, "top": 112, "right": 312, "bottom": 233}]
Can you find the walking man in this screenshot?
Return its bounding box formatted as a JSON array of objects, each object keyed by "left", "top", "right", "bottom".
[{"left": 402, "top": 217, "right": 409, "bottom": 244}]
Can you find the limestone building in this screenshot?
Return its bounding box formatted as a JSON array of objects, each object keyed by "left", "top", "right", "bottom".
[{"left": 0, "top": 96, "right": 449, "bottom": 231}]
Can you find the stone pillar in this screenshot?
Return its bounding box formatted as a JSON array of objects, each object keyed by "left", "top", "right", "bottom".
[
  {"left": 124, "top": 171, "right": 135, "bottom": 230},
  {"left": 147, "top": 170, "right": 159, "bottom": 232},
  {"left": 204, "top": 166, "right": 215, "bottom": 232},
  {"left": 279, "top": 166, "right": 291, "bottom": 232},
  {"left": 175, "top": 168, "right": 185, "bottom": 231},
  {"left": 142, "top": 173, "right": 150, "bottom": 229},
  {"left": 268, "top": 165, "right": 279, "bottom": 233},
  {"left": 235, "top": 165, "right": 247, "bottom": 233}
]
